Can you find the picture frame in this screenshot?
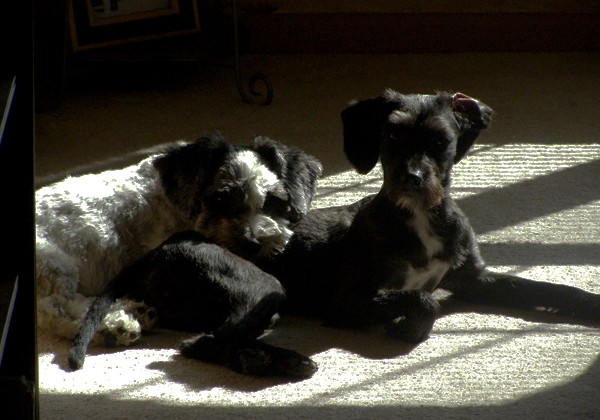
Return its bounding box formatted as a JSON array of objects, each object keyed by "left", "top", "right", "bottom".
[{"left": 68, "top": 0, "right": 200, "bottom": 51}]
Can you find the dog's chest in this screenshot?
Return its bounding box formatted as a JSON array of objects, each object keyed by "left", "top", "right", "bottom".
[{"left": 401, "top": 211, "right": 451, "bottom": 292}]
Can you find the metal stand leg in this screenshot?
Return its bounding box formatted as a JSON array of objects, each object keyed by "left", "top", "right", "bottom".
[{"left": 231, "top": 0, "right": 273, "bottom": 105}]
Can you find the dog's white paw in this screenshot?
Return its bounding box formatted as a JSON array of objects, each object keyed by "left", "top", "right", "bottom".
[{"left": 102, "top": 309, "right": 142, "bottom": 347}]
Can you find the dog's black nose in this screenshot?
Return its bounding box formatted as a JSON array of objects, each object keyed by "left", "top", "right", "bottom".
[{"left": 406, "top": 169, "right": 424, "bottom": 188}]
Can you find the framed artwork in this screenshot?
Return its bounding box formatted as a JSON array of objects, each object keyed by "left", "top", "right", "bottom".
[{"left": 68, "top": 0, "right": 200, "bottom": 51}]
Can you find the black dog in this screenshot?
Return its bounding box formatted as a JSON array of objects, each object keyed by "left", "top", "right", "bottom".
[
  {"left": 68, "top": 230, "right": 318, "bottom": 377},
  {"left": 259, "top": 90, "right": 600, "bottom": 343}
]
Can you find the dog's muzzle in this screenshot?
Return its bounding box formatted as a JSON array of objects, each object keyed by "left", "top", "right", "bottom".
[{"left": 384, "top": 164, "right": 444, "bottom": 211}]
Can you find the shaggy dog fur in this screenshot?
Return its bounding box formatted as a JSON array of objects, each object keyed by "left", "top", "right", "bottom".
[{"left": 36, "top": 133, "right": 321, "bottom": 347}]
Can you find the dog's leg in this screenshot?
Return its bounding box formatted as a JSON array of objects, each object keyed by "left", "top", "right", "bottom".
[
  {"left": 374, "top": 289, "right": 441, "bottom": 342},
  {"left": 180, "top": 334, "right": 318, "bottom": 378},
  {"left": 180, "top": 292, "right": 318, "bottom": 378},
  {"left": 215, "top": 292, "right": 285, "bottom": 341},
  {"left": 120, "top": 299, "right": 158, "bottom": 331},
  {"left": 38, "top": 291, "right": 147, "bottom": 348},
  {"left": 69, "top": 293, "right": 117, "bottom": 370},
  {"left": 68, "top": 295, "right": 150, "bottom": 370},
  {"left": 100, "top": 301, "right": 144, "bottom": 347},
  {"left": 324, "top": 289, "right": 441, "bottom": 343},
  {"left": 441, "top": 261, "right": 600, "bottom": 322}
]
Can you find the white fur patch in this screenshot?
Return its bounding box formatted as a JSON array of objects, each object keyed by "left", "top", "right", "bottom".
[
  {"left": 402, "top": 210, "right": 450, "bottom": 291},
  {"left": 102, "top": 309, "right": 141, "bottom": 346},
  {"left": 403, "top": 260, "right": 451, "bottom": 292},
  {"left": 230, "top": 150, "right": 280, "bottom": 211},
  {"left": 396, "top": 196, "right": 420, "bottom": 212},
  {"left": 411, "top": 211, "right": 443, "bottom": 258}
]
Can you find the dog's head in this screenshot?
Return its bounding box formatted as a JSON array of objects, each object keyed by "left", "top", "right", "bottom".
[
  {"left": 341, "top": 90, "right": 493, "bottom": 210},
  {"left": 154, "top": 133, "right": 322, "bottom": 258}
]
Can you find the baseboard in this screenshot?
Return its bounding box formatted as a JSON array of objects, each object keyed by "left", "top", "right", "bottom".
[{"left": 238, "top": 13, "right": 600, "bottom": 53}]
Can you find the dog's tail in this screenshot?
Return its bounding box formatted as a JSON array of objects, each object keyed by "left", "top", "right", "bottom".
[{"left": 68, "top": 292, "right": 118, "bottom": 370}]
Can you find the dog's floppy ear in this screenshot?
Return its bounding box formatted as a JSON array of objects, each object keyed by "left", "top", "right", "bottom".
[
  {"left": 153, "top": 133, "right": 232, "bottom": 217},
  {"left": 451, "top": 93, "right": 494, "bottom": 163},
  {"left": 250, "top": 136, "right": 287, "bottom": 176},
  {"left": 341, "top": 96, "right": 396, "bottom": 174},
  {"left": 252, "top": 136, "right": 323, "bottom": 222}
]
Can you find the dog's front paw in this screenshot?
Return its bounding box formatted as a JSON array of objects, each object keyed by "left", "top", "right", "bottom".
[
  {"left": 102, "top": 309, "right": 142, "bottom": 347},
  {"left": 385, "top": 314, "right": 435, "bottom": 343},
  {"left": 180, "top": 333, "right": 221, "bottom": 360},
  {"left": 180, "top": 334, "right": 318, "bottom": 378},
  {"left": 373, "top": 289, "right": 439, "bottom": 343},
  {"left": 238, "top": 342, "right": 318, "bottom": 378}
]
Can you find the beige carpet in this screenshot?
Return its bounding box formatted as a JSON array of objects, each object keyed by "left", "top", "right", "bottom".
[{"left": 35, "top": 53, "right": 600, "bottom": 419}]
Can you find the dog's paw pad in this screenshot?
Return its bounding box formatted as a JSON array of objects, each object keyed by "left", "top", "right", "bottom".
[
  {"left": 103, "top": 327, "right": 140, "bottom": 347},
  {"left": 124, "top": 300, "right": 158, "bottom": 329},
  {"left": 135, "top": 304, "right": 158, "bottom": 329}
]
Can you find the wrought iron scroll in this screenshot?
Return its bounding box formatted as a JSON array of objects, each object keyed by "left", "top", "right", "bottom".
[{"left": 231, "top": 0, "right": 273, "bottom": 105}]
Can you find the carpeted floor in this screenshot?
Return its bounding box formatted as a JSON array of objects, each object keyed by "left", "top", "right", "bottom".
[{"left": 35, "top": 53, "right": 600, "bottom": 419}]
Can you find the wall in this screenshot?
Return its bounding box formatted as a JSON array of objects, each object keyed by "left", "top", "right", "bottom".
[{"left": 237, "top": 1, "right": 600, "bottom": 52}]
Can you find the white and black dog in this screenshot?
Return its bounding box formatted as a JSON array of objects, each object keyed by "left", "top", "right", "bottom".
[{"left": 36, "top": 133, "right": 322, "bottom": 347}]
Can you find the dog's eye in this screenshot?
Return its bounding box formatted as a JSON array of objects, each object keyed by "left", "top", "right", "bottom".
[
  {"left": 207, "top": 191, "right": 227, "bottom": 207},
  {"left": 434, "top": 136, "right": 448, "bottom": 147},
  {"left": 206, "top": 189, "right": 246, "bottom": 216}
]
